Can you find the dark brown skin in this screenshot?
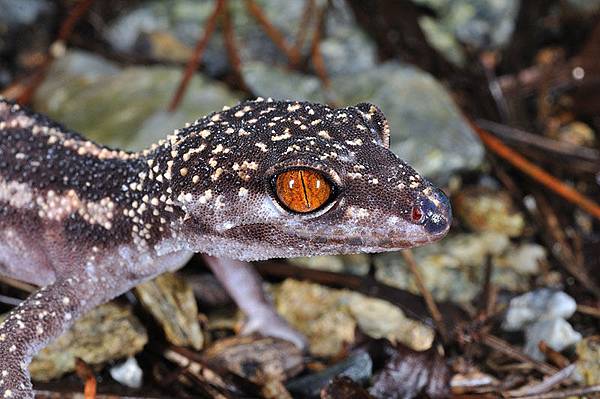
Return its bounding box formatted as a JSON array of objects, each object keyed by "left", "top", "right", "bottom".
[{"left": 0, "top": 98, "right": 451, "bottom": 398}]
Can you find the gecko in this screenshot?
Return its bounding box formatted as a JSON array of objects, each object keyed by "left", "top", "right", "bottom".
[{"left": 0, "top": 97, "right": 451, "bottom": 398}]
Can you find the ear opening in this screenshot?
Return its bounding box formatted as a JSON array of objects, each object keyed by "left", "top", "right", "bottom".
[{"left": 355, "top": 103, "right": 391, "bottom": 149}]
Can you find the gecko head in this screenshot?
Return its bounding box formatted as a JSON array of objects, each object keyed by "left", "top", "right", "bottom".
[{"left": 170, "top": 99, "right": 451, "bottom": 260}]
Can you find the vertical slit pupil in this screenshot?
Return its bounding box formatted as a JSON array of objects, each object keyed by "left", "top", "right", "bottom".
[{"left": 275, "top": 168, "right": 332, "bottom": 213}]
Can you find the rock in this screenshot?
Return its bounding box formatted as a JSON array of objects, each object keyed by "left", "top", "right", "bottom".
[
  {"left": 105, "top": 0, "right": 374, "bottom": 78},
  {"left": 33, "top": 50, "right": 242, "bottom": 151},
  {"left": 375, "top": 232, "right": 547, "bottom": 303},
  {"left": 502, "top": 289, "right": 581, "bottom": 361},
  {"left": 502, "top": 289, "right": 577, "bottom": 331},
  {"left": 416, "top": 0, "right": 519, "bottom": 51},
  {"left": 29, "top": 303, "right": 147, "bottom": 381},
  {"left": 524, "top": 318, "right": 582, "bottom": 360},
  {"left": 203, "top": 335, "right": 304, "bottom": 384},
  {"left": 556, "top": 121, "right": 596, "bottom": 147},
  {"left": 0, "top": 0, "right": 52, "bottom": 26},
  {"left": 135, "top": 272, "right": 205, "bottom": 350},
  {"left": 575, "top": 336, "right": 600, "bottom": 385},
  {"left": 274, "top": 279, "right": 433, "bottom": 357},
  {"left": 109, "top": 357, "right": 143, "bottom": 389},
  {"left": 454, "top": 188, "right": 525, "bottom": 237},
  {"left": 288, "top": 254, "right": 370, "bottom": 275},
  {"left": 242, "top": 62, "right": 328, "bottom": 103},
  {"left": 496, "top": 243, "right": 546, "bottom": 274},
  {"left": 319, "top": 3, "right": 377, "bottom": 76}
]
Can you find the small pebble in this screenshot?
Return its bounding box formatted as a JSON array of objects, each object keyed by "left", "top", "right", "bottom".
[
  {"left": 503, "top": 289, "right": 576, "bottom": 331},
  {"left": 109, "top": 356, "right": 143, "bottom": 389},
  {"left": 524, "top": 318, "right": 582, "bottom": 360}
]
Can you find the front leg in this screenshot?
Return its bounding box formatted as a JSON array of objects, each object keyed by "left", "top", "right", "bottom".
[
  {"left": 203, "top": 255, "right": 308, "bottom": 350},
  {"left": 0, "top": 276, "right": 94, "bottom": 399}
]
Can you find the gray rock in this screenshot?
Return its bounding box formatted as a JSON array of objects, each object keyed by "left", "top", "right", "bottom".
[
  {"left": 105, "top": 0, "right": 376, "bottom": 78},
  {"left": 109, "top": 357, "right": 143, "bottom": 389},
  {"left": 242, "top": 62, "right": 328, "bottom": 104},
  {"left": 320, "top": 1, "right": 377, "bottom": 76},
  {"left": 524, "top": 318, "right": 582, "bottom": 361},
  {"left": 0, "top": 0, "right": 52, "bottom": 26},
  {"left": 33, "top": 50, "right": 242, "bottom": 151},
  {"left": 502, "top": 289, "right": 577, "bottom": 331},
  {"left": 415, "top": 0, "right": 519, "bottom": 51}
]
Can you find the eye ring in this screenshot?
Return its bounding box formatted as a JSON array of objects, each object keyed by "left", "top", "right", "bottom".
[{"left": 271, "top": 167, "right": 336, "bottom": 214}]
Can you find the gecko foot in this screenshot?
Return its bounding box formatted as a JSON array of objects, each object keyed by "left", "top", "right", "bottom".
[{"left": 241, "top": 309, "right": 309, "bottom": 350}]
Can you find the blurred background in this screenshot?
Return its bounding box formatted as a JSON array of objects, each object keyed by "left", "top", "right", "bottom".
[{"left": 1, "top": 0, "right": 599, "bottom": 398}]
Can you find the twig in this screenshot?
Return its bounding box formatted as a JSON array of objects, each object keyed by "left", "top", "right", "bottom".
[
  {"left": 469, "top": 121, "right": 600, "bottom": 221},
  {"left": 506, "top": 384, "right": 600, "bottom": 399},
  {"left": 295, "top": 0, "right": 315, "bottom": 50},
  {"left": 402, "top": 249, "right": 449, "bottom": 343},
  {"left": 75, "top": 358, "right": 97, "bottom": 399},
  {"left": 576, "top": 304, "right": 600, "bottom": 319},
  {"left": 480, "top": 333, "right": 558, "bottom": 376},
  {"left": 244, "top": 0, "right": 301, "bottom": 66},
  {"left": 0, "top": 294, "right": 22, "bottom": 307},
  {"left": 309, "top": 3, "right": 331, "bottom": 89},
  {"left": 480, "top": 256, "right": 497, "bottom": 319},
  {"left": 168, "top": 0, "right": 225, "bottom": 112},
  {"left": 221, "top": 0, "right": 246, "bottom": 91},
  {"left": 17, "top": 0, "right": 96, "bottom": 105},
  {"left": 476, "top": 120, "right": 599, "bottom": 175},
  {"left": 534, "top": 192, "right": 600, "bottom": 298},
  {"left": 480, "top": 51, "right": 511, "bottom": 123},
  {"left": 477, "top": 120, "right": 600, "bottom": 163},
  {"left": 506, "top": 364, "right": 576, "bottom": 397},
  {"left": 538, "top": 341, "right": 569, "bottom": 369}
]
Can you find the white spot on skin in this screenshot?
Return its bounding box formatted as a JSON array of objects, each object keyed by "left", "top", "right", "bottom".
[
  {"left": 200, "top": 129, "right": 211, "bottom": 138},
  {"left": 211, "top": 144, "right": 224, "bottom": 154},
  {"left": 255, "top": 142, "right": 268, "bottom": 152},
  {"left": 199, "top": 190, "right": 213, "bottom": 204},
  {"left": 238, "top": 187, "right": 248, "bottom": 197},
  {"left": 347, "top": 206, "right": 370, "bottom": 219},
  {"left": 211, "top": 168, "right": 223, "bottom": 181},
  {"left": 287, "top": 103, "right": 301, "bottom": 112},
  {"left": 271, "top": 131, "right": 291, "bottom": 141},
  {"left": 345, "top": 138, "right": 363, "bottom": 146},
  {"left": 318, "top": 130, "right": 331, "bottom": 139}
]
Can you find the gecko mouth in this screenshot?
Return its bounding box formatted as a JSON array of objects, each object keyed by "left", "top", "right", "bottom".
[{"left": 300, "top": 227, "right": 439, "bottom": 252}]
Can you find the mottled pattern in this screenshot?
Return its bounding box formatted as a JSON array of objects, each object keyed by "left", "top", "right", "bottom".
[{"left": 0, "top": 97, "right": 450, "bottom": 398}]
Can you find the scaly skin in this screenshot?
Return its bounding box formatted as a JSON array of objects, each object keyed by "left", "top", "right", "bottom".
[{"left": 0, "top": 98, "right": 451, "bottom": 398}]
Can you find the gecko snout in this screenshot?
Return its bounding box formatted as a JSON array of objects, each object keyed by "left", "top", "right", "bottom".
[{"left": 417, "top": 188, "right": 452, "bottom": 238}]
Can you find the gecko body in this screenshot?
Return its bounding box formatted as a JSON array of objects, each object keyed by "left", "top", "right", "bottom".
[{"left": 0, "top": 97, "right": 450, "bottom": 398}]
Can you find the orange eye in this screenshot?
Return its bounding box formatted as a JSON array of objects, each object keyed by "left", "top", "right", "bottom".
[{"left": 275, "top": 169, "right": 333, "bottom": 213}]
